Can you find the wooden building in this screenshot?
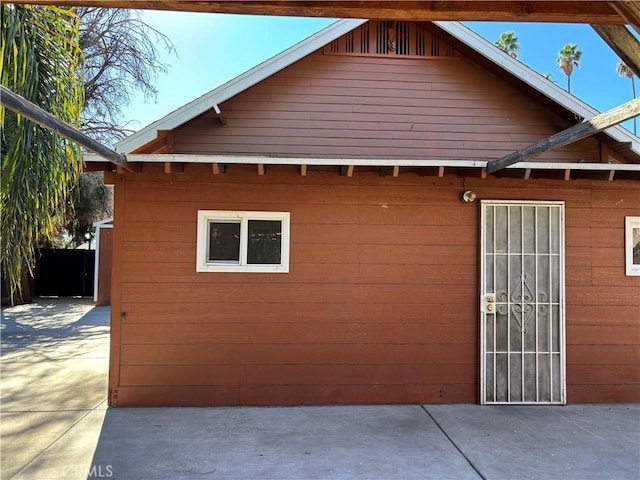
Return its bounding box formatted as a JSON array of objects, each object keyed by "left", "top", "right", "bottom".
[{"left": 88, "top": 20, "right": 640, "bottom": 407}]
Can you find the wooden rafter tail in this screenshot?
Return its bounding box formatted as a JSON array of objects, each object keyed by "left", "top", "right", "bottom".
[
  {"left": 486, "top": 97, "right": 640, "bottom": 173},
  {"left": 0, "top": 85, "right": 132, "bottom": 171}
]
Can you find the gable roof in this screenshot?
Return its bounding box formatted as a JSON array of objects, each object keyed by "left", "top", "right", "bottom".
[{"left": 115, "top": 19, "right": 640, "bottom": 159}]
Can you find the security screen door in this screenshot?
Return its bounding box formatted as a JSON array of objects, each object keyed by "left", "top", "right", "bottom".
[{"left": 480, "top": 201, "right": 566, "bottom": 405}]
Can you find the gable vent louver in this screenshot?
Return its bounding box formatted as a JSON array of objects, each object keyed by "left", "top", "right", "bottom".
[{"left": 324, "top": 21, "right": 459, "bottom": 59}]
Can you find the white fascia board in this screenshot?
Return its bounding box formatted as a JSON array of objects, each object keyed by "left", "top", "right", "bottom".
[
  {"left": 115, "top": 18, "right": 367, "bottom": 154},
  {"left": 126, "top": 154, "right": 488, "bottom": 168},
  {"left": 92, "top": 217, "right": 114, "bottom": 228},
  {"left": 85, "top": 153, "right": 639, "bottom": 171},
  {"left": 435, "top": 21, "right": 640, "bottom": 155}
]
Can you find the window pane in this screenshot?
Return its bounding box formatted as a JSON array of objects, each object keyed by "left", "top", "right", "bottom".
[
  {"left": 209, "top": 222, "right": 240, "bottom": 262},
  {"left": 247, "top": 220, "right": 282, "bottom": 265}
]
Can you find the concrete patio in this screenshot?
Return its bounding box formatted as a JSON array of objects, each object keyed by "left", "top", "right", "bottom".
[{"left": 2, "top": 298, "right": 639, "bottom": 480}]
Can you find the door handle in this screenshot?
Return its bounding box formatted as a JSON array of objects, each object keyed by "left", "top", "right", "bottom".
[{"left": 481, "top": 294, "right": 496, "bottom": 313}]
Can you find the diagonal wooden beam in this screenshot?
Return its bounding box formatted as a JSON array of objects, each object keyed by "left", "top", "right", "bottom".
[
  {"left": 608, "top": 1, "right": 640, "bottom": 34},
  {"left": 486, "top": 98, "right": 640, "bottom": 173},
  {"left": 591, "top": 23, "right": 640, "bottom": 78},
  {"left": 0, "top": 85, "right": 131, "bottom": 171}
]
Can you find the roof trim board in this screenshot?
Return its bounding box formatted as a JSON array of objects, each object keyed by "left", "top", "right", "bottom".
[
  {"left": 115, "top": 19, "right": 640, "bottom": 159},
  {"left": 84, "top": 153, "right": 640, "bottom": 172}
]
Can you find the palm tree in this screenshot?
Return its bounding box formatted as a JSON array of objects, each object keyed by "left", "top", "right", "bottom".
[
  {"left": 557, "top": 44, "right": 582, "bottom": 93},
  {"left": 617, "top": 60, "right": 636, "bottom": 134},
  {"left": 495, "top": 31, "right": 519, "bottom": 59},
  {"left": 1, "top": 5, "right": 84, "bottom": 300}
]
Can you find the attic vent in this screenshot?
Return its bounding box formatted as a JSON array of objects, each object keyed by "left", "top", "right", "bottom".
[
  {"left": 345, "top": 31, "right": 354, "bottom": 53},
  {"left": 431, "top": 37, "right": 440, "bottom": 56},
  {"left": 324, "top": 21, "right": 459, "bottom": 59},
  {"left": 395, "top": 21, "right": 410, "bottom": 55},
  {"left": 360, "top": 23, "right": 370, "bottom": 53},
  {"left": 416, "top": 26, "right": 426, "bottom": 56},
  {"left": 376, "top": 20, "right": 391, "bottom": 54}
]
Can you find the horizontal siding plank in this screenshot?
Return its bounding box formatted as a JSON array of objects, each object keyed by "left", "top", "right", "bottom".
[
  {"left": 125, "top": 182, "right": 459, "bottom": 206},
  {"left": 184, "top": 119, "right": 556, "bottom": 137},
  {"left": 119, "top": 301, "right": 476, "bottom": 324},
  {"left": 591, "top": 247, "right": 627, "bottom": 268},
  {"left": 114, "top": 386, "right": 240, "bottom": 407},
  {"left": 122, "top": 261, "right": 476, "bottom": 286},
  {"left": 566, "top": 286, "right": 640, "bottom": 306},
  {"left": 567, "top": 345, "right": 639, "bottom": 365},
  {"left": 121, "top": 283, "right": 477, "bottom": 305},
  {"left": 592, "top": 267, "right": 640, "bottom": 286},
  {"left": 567, "top": 365, "right": 640, "bottom": 385},
  {"left": 120, "top": 364, "right": 476, "bottom": 387},
  {"left": 125, "top": 201, "right": 477, "bottom": 227},
  {"left": 123, "top": 180, "right": 593, "bottom": 207},
  {"left": 120, "top": 343, "right": 477, "bottom": 366},
  {"left": 565, "top": 266, "right": 592, "bottom": 286},
  {"left": 567, "top": 384, "right": 640, "bottom": 403},
  {"left": 567, "top": 324, "right": 640, "bottom": 345},
  {"left": 120, "top": 323, "right": 476, "bottom": 345},
  {"left": 114, "top": 383, "right": 476, "bottom": 406},
  {"left": 590, "top": 189, "right": 640, "bottom": 208},
  {"left": 566, "top": 305, "right": 640, "bottom": 325},
  {"left": 240, "top": 383, "right": 476, "bottom": 405}
]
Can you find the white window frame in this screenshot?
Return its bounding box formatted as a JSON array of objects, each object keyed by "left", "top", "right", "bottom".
[
  {"left": 625, "top": 216, "right": 640, "bottom": 276},
  {"left": 196, "top": 210, "right": 290, "bottom": 273}
]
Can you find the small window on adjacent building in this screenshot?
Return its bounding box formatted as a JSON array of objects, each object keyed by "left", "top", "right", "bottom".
[{"left": 196, "top": 211, "right": 290, "bottom": 273}]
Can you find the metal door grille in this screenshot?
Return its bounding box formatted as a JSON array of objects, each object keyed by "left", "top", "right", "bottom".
[{"left": 480, "top": 201, "right": 565, "bottom": 405}]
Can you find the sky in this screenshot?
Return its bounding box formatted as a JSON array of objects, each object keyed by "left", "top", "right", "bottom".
[{"left": 121, "top": 12, "right": 633, "bottom": 134}]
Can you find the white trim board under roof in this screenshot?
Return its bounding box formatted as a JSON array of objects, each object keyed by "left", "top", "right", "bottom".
[
  {"left": 84, "top": 153, "right": 640, "bottom": 180},
  {"left": 115, "top": 18, "right": 640, "bottom": 159}
]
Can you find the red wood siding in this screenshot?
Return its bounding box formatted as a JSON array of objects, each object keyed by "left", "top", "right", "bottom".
[
  {"left": 109, "top": 166, "right": 640, "bottom": 406},
  {"left": 172, "top": 48, "right": 601, "bottom": 162}
]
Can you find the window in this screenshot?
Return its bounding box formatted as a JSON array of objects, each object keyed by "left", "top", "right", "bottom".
[{"left": 196, "top": 211, "right": 290, "bottom": 273}]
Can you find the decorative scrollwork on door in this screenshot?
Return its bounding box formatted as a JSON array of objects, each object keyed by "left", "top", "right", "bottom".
[{"left": 496, "top": 274, "right": 548, "bottom": 333}]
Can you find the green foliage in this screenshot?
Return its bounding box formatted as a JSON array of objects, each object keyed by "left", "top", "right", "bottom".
[
  {"left": 494, "top": 31, "right": 519, "bottom": 59},
  {"left": 1, "top": 5, "right": 84, "bottom": 298},
  {"left": 557, "top": 44, "right": 582, "bottom": 93}
]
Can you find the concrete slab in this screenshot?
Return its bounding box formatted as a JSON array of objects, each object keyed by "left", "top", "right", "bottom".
[
  {"left": 10, "top": 408, "right": 108, "bottom": 480},
  {"left": 1, "top": 358, "right": 108, "bottom": 410},
  {"left": 1, "top": 411, "right": 92, "bottom": 480},
  {"left": 426, "top": 404, "right": 640, "bottom": 480},
  {"left": 1, "top": 299, "right": 110, "bottom": 480},
  {"left": 87, "top": 406, "right": 481, "bottom": 480}
]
